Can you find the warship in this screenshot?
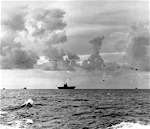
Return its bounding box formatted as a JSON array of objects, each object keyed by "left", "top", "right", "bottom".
[{"left": 57, "top": 82, "right": 76, "bottom": 89}]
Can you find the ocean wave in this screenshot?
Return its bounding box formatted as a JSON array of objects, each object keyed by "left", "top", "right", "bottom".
[
  {"left": 107, "top": 122, "right": 150, "bottom": 129},
  {"left": 1, "top": 89, "right": 150, "bottom": 129},
  {"left": 1, "top": 121, "right": 150, "bottom": 129},
  {"left": 0, "top": 110, "right": 7, "bottom": 115},
  {"left": 0, "top": 110, "right": 8, "bottom": 118},
  {"left": 0, "top": 119, "right": 33, "bottom": 129},
  {"left": 0, "top": 125, "right": 21, "bottom": 129}
]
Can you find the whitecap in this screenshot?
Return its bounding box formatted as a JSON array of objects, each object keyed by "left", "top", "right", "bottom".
[
  {"left": 107, "top": 122, "right": 150, "bottom": 129},
  {"left": 0, "top": 110, "right": 7, "bottom": 115},
  {"left": 26, "top": 119, "right": 33, "bottom": 124},
  {"left": 0, "top": 119, "right": 33, "bottom": 129},
  {"left": 0, "top": 110, "right": 7, "bottom": 118},
  {"left": 24, "top": 98, "right": 34, "bottom": 105},
  {"left": 0, "top": 124, "right": 22, "bottom": 129}
]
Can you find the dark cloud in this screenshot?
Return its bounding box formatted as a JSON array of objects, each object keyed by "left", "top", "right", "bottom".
[
  {"left": 81, "top": 36, "right": 105, "bottom": 71},
  {"left": 43, "top": 47, "right": 79, "bottom": 71},
  {"left": 126, "top": 24, "right": 150, "bottom": 71},
  {"left": 82, "top": 54, "right": 104, "bottom": 71},
  {"left": 0, "top": 6, "right": 69, "bottom": 70},
  {"left": 44, "top": 47, "right": 64, "bottom": 61},
  {"left": 33, "top": 9, "right": 71, "bottom": 70},
  {"left": 26, "top": 8, "right": 68, "bottom": 70},
  {"left": 1, "top": 2, "right": 148, "bottom": 72},
  {"left": 89, "top": 36, "right": 104, "bottom": 54},
  {"left": 127, "top": 36, "right": 150, "bottom": 71},
  {"left": 2, "top": 9, "right": 26, "bottom": 31},
  {"left": 0, "top": 7, "right": 39, "bottom": 69},
  {"left": 0, "top": 40, "right": 38, "bottom": 69},
  {"left": 27, "top": 8, "right": 66, "bottom": 37}
]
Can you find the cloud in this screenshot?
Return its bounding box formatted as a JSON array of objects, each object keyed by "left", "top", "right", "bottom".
[
  {"left": 0, "top": 39, "right": 38, "bottom": 69},
  {"left": 101, "top": 31, "right": 130, "bottom": 52},
  {"left": 0, "top": 6, "right": 40, "bottom": 69},
  {"left": 2, "top": 7, "right": 27, "bottom": 31},
  {"left": 37, "top": 56, "right": 49, "bottom": 65},
  {"left": 63, "top": 0, "right": 148, "bottom": 54},
  {"left": 45, "top": 31, "right": 67, "bottom": 45},
  {"left": 69, "top": 0, "right": 148, "bottom": 28},
  {"left": 0, "top": 28, "right": 38, "bottom": 69},
  {"left": 126, "top": 24, "right": 150, "bottom": 71},
  {"left": 81, "top": 36, "right": 105, "bottom": 71},
  {"left": 81, "top": 54, "right": 104, "bottom": 71},
  {"left": 25, "top": 8, "right": 66, "bottom": 38},
  {"left": 25, "top": 8, "right": 68, "bottom": 70},
  {"left": 1, "top": 5, "right": 70, "bottom": 70},
  {"left": 127, "top": 36, "right": 150, "bottom": 71},
  {"left": 1, "top": 1, "right": 149, "bottom": 71},
  {"left": 3, "top": 13, "right": 25, "bottom": 31},
  {"left": 63, "top": 51, "right": 80, "bottom": 67},
  {"left": 89, "top": 36, "right": 104, "bottom": 54},
  {"left": 44, "top": 46, "right": 64, "bottom": 61}
]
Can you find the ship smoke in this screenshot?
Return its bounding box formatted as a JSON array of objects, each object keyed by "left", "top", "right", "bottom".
[{"left": 81, "top": 36, "right": 105, "bottom": 71}]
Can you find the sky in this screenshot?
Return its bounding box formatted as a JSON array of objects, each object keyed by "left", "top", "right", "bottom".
[
  {"left": 1, "top": 0, "right": 149, "bottom": 54},
  {"left": 0, "top": 0, "right": 150, "bottom": 89}
]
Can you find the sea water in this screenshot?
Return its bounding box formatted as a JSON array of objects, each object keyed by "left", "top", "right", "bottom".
[{"left": 0, "top": 89, "right": 150, "bottom": 129}]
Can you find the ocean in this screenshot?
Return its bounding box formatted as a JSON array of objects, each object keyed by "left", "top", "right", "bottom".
[{"left": 0, "top": 89, "right": 150, "bottom": 129}]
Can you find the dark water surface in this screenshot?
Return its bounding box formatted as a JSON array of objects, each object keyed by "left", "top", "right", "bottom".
[{"left": 0, "top": 89, "right": 150, "bottom": 129}]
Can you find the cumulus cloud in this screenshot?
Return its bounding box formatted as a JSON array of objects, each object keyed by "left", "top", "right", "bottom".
[
  {"left": 0, "top": 39, "right": 38, "bottom": 69},
  {"left": 2, "top": 6, "right": 27, "bottom": 32},
  {"left": 0, "top": 29, "right": 38, "bottom": 69},
  {"left": 1, "top": 6, "right": 68, "bottom": 69},
  {"left": 44, "top": 47, "right": 65, "bottom": 61},
  {"left": 25, "top": 8, "right": 68, "bottom": 70},
  {"left": 29, "top": 7, "right": 81, "bottom": 71},
  {"left": 63, "top": 51, "right": 80, "bottom": 67},
  {"left": 3, "top": 13, "right": 25, "bottom": 31},
  {"left": 2, "top": 2, "right": 148, "bottom": 72},
  {"left": 43, "top": 47, "right": 80, "bottom": 71},
  {"left": 25, "top": 8, "right": 66, "bottom": 38}
]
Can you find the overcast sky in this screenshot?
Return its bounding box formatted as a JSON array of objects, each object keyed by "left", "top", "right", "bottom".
[
  {"left": 1, "top": 0, "right": 149, "bottom": 54},
  {"left": 0, "top": 0, "right": 149, "bottom": 89}
]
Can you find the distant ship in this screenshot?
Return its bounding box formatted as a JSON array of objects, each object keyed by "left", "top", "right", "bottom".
[
  {"left": 57, "top": 83, "right": 76, "bottom": 89},
  {"left": 23, "top": 87, "right": 27, "bottom": 90}
]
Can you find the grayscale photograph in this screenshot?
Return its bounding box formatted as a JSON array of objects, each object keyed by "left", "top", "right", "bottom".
[{"left": 0, "top": 0, "right": 150, "bottom": 129}]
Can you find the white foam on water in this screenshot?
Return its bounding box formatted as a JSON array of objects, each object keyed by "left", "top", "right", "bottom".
[
  {"left": 24, "top": 98, "right": 34, "bottom": 105},
  {"left": 0, "top": 119, "right": 33, "bottom": 129},
  {"left": 0, "top": 110, "right": 8, "bottom": 119},
  {"left": 107, "top": 122, "right": 150, "bottom": 129},
  {"left": 0, "top": 125, "right": 21, "bottom": 129},
  {"left": 26, "top": 119, "right": 33, "bottom": 124},
  {"left": 0, "top": 110, "right": 7, "bottom": 115}
]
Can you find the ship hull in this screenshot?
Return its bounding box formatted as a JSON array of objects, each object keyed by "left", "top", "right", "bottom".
[{"left": 57, "top": 86, "right": 75, "bottom": 89}]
